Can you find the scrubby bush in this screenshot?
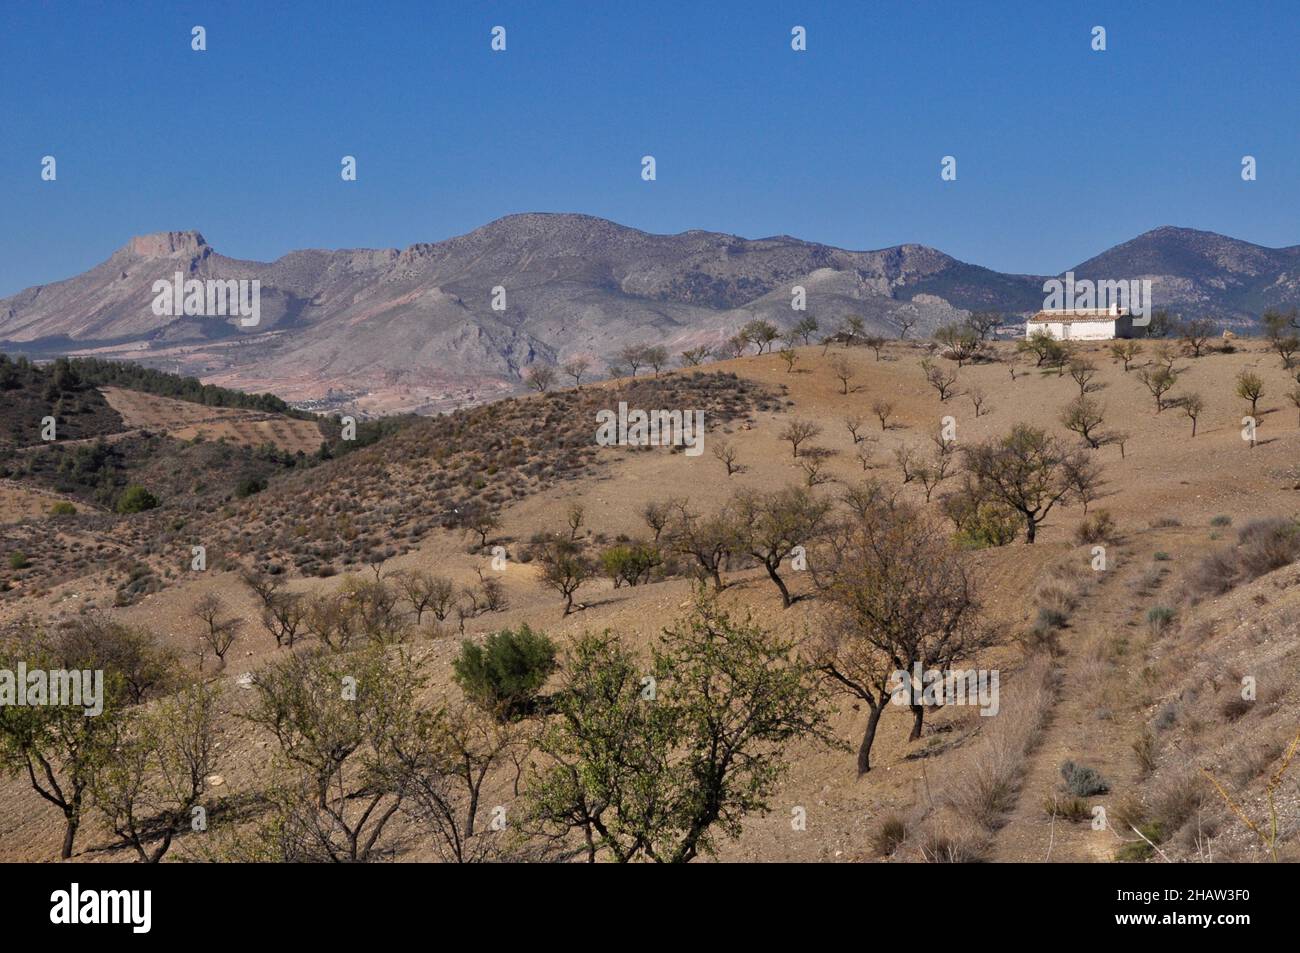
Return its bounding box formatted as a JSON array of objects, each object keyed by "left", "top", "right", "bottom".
[
  {"left": 48, "top": 501, "right": 77, "bottom": 516},
  {"left": 1060, "top": 760, "right": 1109, "bottom": 797},
  {"left": 1074, "top": 509, "right": 1116, "bottom": 545},
  {"left": 115, "top": 484, "right": 159, "bottom": 513},
  {"left": 1236, "top": 518, "right": 1300, "bottom": 578},
  {"left": 452, "top": 624, "right": 557, "bottom": 720}
]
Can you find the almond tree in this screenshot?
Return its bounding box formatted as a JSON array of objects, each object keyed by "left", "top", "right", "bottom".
[
  {"left": 813, "top": 503, "right": 989, "bottom": 772},
  {"left": 524, "top": 365, "right": 556, "bottom": 392},
  {"left": 829, "top": 355, "right": 855, "bottom": 394},
  {"left": 562, "top": 356, "right": 591, "bottom": 387},
  {"left": 91, "top": 681, "right": 220, "bottom": 863},
  {"left": 392, "top": 569, "right": 456, "bottom": 625},
  {"left": 779, "top": 418, "right": 822, "bottom": 458},
  {"left": 731, "top": 485, "right": 832, "bottom": 607},
  {"left": 243, "top": 646, "right": 414, "bottom": 862},
  {"left": 523, "top": 593, "right": 838, "bottom": 862},
  {"left": 644, "top": 346, "right": 669, "bottom": 376},
  {"left": 844, "top": 414, "right": 866, "bottom": 444},
  {"left": 665, "top": 501, "right": 737, "bottom": 591},
  {"left": 382, "top": 702, "right": 528, "bottom": 863},
  {"left": 679, "top": 346, "right": 711, "bottom": 367},
  {"left": 793, "top": 315, "right": 820, "bottom": 345},
  {"left": 711, "top": 438, "right": 741, "bottom": 476},
  {"left": 963, "top": 424, "right": 1091, "bottom": 543},
  {"left": 1067, "top": 357, "right": 1099, "bottom": 397},
  {"left": 1182, "top": 392, "right": 1205, "bottom": 437},
  {"left": 871, "top": 399, "right": 894, "bottom": 430},
  {"left": 1137, "top": 365, "right": 1178, "bottom": 412},
  {"left": 921, "top": 359, "right": 958, "bottom": 401},
  {"left": 1110, "top": 339, "right": 1142, "bottom": 371},
  {"left": 0, "top": 622, "right": 133, "bottom": 859},
  {"left": 1061, "top": 395, "right": 1105, "bottom": 448},
  {"left": 741, "top": 319, "right": 781, "bottom": 354},
  {"left": 1236, "top": 370, "right": 1265, "bottom": 416},
  {"left": 1178, "top": 318, "right": 1215, "bottom": 358},
  {"left": 533, "top": 535, "right": 591, "bottom": 615},
  {"left": 192, "top": 593, "right": 240, "bottom": 671}
]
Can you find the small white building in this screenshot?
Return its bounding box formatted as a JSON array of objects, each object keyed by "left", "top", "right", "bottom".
[{"left": 1025, "top": 304, "right": 1136, "bottom": 341}]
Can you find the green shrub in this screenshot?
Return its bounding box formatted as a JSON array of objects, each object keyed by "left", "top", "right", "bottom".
[
  {"left": 235, "top": 476, "right": 268, "bottom": 498},
  {"left": 452, "top": 624, "right": 557, "bottom": 720},
  {"left": 115, "top": 484, "right": 159, "bottom": 513},
  {"left": 599, "top": 541, "right": 662, "bottom": 588},
  {"left": 48, "top": 501, "right": 77, "bottom": 516},
  {"left": 7, "top": 551, "right": 30, "bottom": 570},
  {"left": 953, "top": 501, "right": 1020, "bottom": 549},
  {"left": 1210, "top": 515, "right": 1232, "bottom": 527}
]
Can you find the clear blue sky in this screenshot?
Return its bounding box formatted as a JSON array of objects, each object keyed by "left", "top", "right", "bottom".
[{"left": 1, "top": 0, "right": 1297, "bottom": 297}]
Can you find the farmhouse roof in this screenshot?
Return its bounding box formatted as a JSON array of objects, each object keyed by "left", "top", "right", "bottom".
[{"left": 1028, "top": 308, "right": 1130, "bottom": 324}]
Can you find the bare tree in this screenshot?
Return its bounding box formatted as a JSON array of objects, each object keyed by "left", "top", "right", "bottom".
[
  {"left": 644, "top": 345, "right": 670, "bottom": 377},
  {"left": 191, "top": 594, "right": 240, "bottom": 671},
  {"left": 1178, "top": 318, "right": 1216, "bottom": 358},
  {"left": 565, "top": 502, "right": 585, "bottom": 540},
  {"left": 618, "top": 344, "right": 648, "bottom": 376},
  {"left": 1182, "top": 392, "right": 1205, "bottom": 437},
  {"left": 779, "top": 419, "right": 823, "bottom": 458},
  {"left": 844, "top": 414, "right": 866, "bottom": 444},
  {"left": 712, "top": 438, "right": 741, "bottom": 476},
  {"left": 829, "top": 355, "right": 856, "bottom": 394},
  {"left": 261, "top": 591, "right": 307, "bottom": 648},
  {"left": 392, "top": 569, "right": 457, "bottom": 625},
  {"left": 1067, "top": 357, "right": 1099, "bottom": 397},
  {"left": 921, "top": 359, "right": 958, "bottom": 401},
  {"left": 524, "top": 365, "right": 557, "bottom": 392},
  {"left": 665, "top": 501, "right": 736, "bottom": 591},
  {"left": 383, "top": 703, "right": 528, "bottom": 863},
  {"left": 871, "top": 399, "right": 894, "bottom": 430},
  {"left": 562, "top": 356, "right": 591, "bottom": 387}
]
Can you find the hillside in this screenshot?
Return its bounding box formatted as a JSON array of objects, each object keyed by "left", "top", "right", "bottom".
[{"left": 1, "top": 334, "right": 1298, "bottom": 863}]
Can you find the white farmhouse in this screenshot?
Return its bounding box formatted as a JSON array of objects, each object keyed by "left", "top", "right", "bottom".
[{"left": 1026, "top": 304, "right": 1136, "bottom": 341}]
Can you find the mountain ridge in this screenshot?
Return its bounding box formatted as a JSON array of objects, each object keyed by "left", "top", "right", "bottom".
[{"left": 4, "top": 215, "right": 1298, "bottom": 413}]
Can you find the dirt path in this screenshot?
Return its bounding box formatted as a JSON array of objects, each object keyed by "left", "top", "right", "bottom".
[{"left": 988, "top": 551, "right": 1150, "bottom": 862}]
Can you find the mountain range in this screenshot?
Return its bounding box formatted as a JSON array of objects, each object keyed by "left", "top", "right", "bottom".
[{"left": 3, "top": 214, "right": 1299, "bottom": 413}]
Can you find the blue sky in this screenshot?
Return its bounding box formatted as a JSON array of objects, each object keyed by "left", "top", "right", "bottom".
[{"left": 1, "top": 0, "right": 1297, "bottom": 296}]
